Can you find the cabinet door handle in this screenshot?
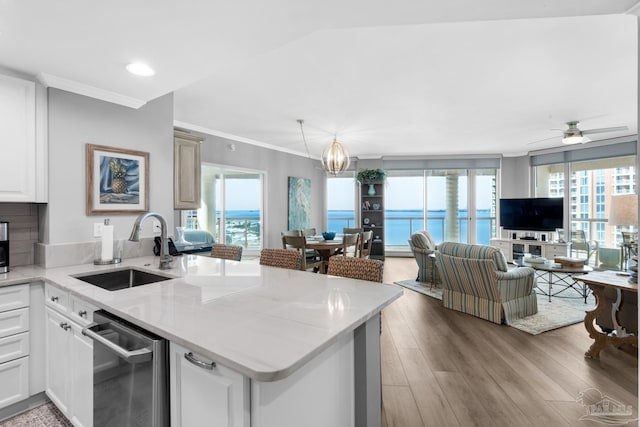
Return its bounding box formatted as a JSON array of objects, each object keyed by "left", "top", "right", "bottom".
[
  {"left": 59, "top": 322, "right": 71, "bottom": 331},
  {"left": 184, "top": 352, "right": 216, "bottom": 370},
  {"left": 51, "top": 296, "right": 59, "bottom": 302},
  {"left": 78, "top": 310, "right": 87, "bottom": 318}
]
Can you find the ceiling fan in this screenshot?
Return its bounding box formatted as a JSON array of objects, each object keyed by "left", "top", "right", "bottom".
[{"left": 528, "top": 120, "right": 628, "bottom": 146}]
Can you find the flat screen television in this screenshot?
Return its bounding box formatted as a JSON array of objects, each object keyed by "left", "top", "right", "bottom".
[{"left": 499, "top": 197, "right": 564, "bottom": 231}]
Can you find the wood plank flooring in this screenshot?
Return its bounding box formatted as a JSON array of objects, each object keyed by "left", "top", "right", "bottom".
[{"left": 381, "top": 257, "right": 638, "bottom": 427}]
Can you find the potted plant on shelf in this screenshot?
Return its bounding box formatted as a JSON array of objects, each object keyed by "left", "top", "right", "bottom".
[{"left": 356, "top": 168, "right": 386, "bottom": 196}]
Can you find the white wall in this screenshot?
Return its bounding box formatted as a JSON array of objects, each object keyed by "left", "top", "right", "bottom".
[
  {"left": 43, "top": 89, "right": 174, "bottom": 244},
  {"left": 500, "top": 156, "right": 530, "bottom": 198}
]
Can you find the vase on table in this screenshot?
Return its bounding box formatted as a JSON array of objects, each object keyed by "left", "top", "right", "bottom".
[{"left": 367, "top": 184, "right": 376, "bottom": 196}]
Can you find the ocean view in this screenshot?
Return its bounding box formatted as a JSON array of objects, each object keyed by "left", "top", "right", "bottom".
[{"left": 217, "top": 209, "right": 495, "bottom": 247}]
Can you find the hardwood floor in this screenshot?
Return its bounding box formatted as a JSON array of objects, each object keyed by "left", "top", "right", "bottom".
[{"left": 380, "top": 257, "right": 638, "bottom": 427}]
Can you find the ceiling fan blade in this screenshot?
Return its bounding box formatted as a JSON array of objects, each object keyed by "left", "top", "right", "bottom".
[{"left": 582, "top": 125, "right": 628, "bottom": 135}]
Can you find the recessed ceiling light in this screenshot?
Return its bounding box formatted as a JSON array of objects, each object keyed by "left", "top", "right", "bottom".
[{"left": 126, "top": 62, "right": 155, "bottom": 77}]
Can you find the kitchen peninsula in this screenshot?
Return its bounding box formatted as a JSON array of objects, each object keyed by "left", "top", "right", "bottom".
[{"left": 0, "top": 255, "right": 402, "bottom": 427}]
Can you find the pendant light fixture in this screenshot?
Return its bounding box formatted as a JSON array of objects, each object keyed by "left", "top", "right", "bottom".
[
  {"left": 321, "top": 137, "right": 351, "bottom": 176},
  {"left": 297, "top": 119, "right": 351, "bottom": 176}
]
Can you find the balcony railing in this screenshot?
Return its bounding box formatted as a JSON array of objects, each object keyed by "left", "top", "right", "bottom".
[{"left": 215, "top": 217, "right": 262, "bottom": 249}]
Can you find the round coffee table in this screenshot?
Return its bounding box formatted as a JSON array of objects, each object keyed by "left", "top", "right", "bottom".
[{"left": 523, "top": 261, "right": 593, "bottom": 303}]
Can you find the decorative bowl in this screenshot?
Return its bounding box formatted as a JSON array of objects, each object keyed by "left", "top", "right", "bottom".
[{"left": 322, "top": 231, "right": 336, "bottom": 240}]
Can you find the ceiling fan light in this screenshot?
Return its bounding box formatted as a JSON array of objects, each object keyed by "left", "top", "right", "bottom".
[
  {"left": 321, "top": 138, "right": 351, "bottom": 176},
  {"left": 562, "top": 135, "right": 585, "bottom": 144}
]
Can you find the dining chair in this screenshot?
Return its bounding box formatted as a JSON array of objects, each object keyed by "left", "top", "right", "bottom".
[
  {"left": 281, "top": 235, "right": 322, "bottom": 272},
  {"left": 210, "top": 243, "right": 243, "bottom": 261},
  {"left": 259, "top": 248, "right": 300, "bottom": 270},
  {"left": 337, "top": 233, "right": 360, "bottom": 257},
  {"left": 343, "top": 227, "right": 363, "bottom": 235},
  {"left": 327, "top": 256, "right": 384, "bottom": 283},
  {"left": 358, "top": 231, "right": 373, "bottom": 258}
]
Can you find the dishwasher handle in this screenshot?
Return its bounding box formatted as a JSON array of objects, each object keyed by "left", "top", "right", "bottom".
[{"left": 82, "top": 323, "right": 153, "bottom": 364}]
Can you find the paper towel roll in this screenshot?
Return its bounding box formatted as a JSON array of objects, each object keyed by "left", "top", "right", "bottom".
[{"left": 101, "top": 225, "right": 114, "bottom": 261}]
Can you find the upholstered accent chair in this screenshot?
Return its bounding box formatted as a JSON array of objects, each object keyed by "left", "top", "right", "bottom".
[
  {"left": 408, "top": 231, "right": 439, "bottom": 283},
  {"left": 210, "top": 243, "right": 243, "bottom": 261},
  {"left": 259, "top": 249, "right": 300, "bottom": 270},
  {"left": 435, "top": 242, "right": 537, "bottom": 325},
  {"left": 327, "top": 256, "right": 384, "bottom": 283}
]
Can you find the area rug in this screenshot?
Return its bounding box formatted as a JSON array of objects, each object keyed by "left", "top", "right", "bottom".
[
  {"left": 394, "top": 279, "right": 596, "bottom": 335},
  {"left": 0, "top": 402, "right": 72, "bottom": 427}
]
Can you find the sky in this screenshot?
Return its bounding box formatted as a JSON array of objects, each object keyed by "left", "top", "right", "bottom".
[{"left": 328, "top": 175, "right": 494, "bottom": 211}]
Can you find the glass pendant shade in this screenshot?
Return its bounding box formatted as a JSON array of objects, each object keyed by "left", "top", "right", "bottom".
[{"left": 321, "top": 138, "right": 351, "bottom": 176}]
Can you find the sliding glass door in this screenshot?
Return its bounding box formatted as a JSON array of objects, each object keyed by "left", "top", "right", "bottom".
[{"left": 183, "top": 164, "right": 264, "bottom": 252}]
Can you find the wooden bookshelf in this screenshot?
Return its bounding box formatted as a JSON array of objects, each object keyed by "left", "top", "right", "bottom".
[{"left": 360, "top": 181, "right": 385, "bottom": 260}]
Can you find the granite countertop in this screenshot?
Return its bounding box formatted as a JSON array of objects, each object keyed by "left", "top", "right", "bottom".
[{"left": 1, "top": 255, "right": 402, "bottom": 381}]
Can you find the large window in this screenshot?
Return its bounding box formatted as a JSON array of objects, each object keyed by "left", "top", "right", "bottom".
[
  {"left": 326, "top": 174, "right": 356, "bottom": 231},
  {"left": 380, "top": 167, "right": 497, "bottom": 253},
  {"left": 535, "top": 150, "right": 636, "bottom": 268},
  {"left": 183, "top": 164, "right": 264, "bottom": 252},
  {"left": 385, "top": 171, "right": 424, "bottom": 249}
]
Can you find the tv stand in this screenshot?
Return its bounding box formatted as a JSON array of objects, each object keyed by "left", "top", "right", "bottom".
[{"left": 490, "top": 238, "right": 570, "bottom": 264}]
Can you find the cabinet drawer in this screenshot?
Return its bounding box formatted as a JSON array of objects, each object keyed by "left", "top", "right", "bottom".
[
  {"left": 0, "top": 284, "right": 29, "bottom": 312},
  {"left": 69, "top": 295, "right": 98, "bottom": 325},
  {"left": 0, "top": 331, "right": 29, "bottom": 364},
  {"left": 0, "top": 308, "right": 29, "bottom": 339},
  {"left": 0, "top": 356, "right": 29, "bottom": 409},
  {"left": 45, "top": 284, "right": 68, "bottom": 313}
]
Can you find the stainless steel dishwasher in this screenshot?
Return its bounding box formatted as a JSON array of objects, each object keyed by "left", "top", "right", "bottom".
[{"left": 82, "top": 310, "right": 169, "bottom": 427}]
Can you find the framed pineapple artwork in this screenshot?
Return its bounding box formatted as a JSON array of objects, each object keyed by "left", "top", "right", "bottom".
[{"left": 86, "top": 144, "right": 149, "bottom": 214}]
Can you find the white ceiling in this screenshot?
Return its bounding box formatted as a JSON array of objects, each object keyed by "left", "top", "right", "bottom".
[{"left": 1, "top": 0, "right": 638, "bottom": 158}]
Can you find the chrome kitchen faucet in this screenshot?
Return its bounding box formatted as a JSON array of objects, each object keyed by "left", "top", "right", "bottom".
[{"left": 129, "top": 212, "right": 173, "bottom": 269}]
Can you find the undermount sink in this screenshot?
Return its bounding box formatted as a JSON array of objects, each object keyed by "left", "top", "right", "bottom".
[{"left": 73, "top": 268, "right": 172, "bottom": 291}]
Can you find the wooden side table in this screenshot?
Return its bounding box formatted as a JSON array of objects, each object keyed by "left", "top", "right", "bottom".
[{"left": 577, "top": 271, "right": 638, "bottom": 359}]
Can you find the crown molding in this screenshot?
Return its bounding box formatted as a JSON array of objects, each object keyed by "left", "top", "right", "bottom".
[
  {"left": 37, "top": 73, "right": 146, "bottom": 109},
  {"left": 173, "top": 120, "right": 319, "bottom": 160}
]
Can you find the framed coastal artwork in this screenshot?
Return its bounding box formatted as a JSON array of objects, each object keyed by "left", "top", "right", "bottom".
[
  {"left": 86, "top": 144, "right": 149, "bottom": 214},
  {"left": 287, "top": 176, "right": 311, "bottom": 230}
]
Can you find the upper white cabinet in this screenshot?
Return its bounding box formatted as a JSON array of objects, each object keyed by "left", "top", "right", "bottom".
[
  {"left": 0, "top": 73, "right": 47, "bottom": 202},
  {"left": 174, "top": 129, "right": 202, "bottom": 210}
]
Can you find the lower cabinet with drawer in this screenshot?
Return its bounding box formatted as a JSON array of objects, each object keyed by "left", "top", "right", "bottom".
[
  {"left": 0, "top": 283, "right": 30, "bottom": 409},
  {"left": 44, "top": 283, "right": 96, "bottom": 427}
]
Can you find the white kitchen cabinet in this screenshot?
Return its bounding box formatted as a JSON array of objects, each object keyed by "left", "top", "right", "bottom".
[
  {"left": 44, "top": 284, "right": 96, "bottom": 427},
  {"left": 170, "top": 342, "right": 249, "bottom": 427},
  {"left": 0, "top": 73, "right": 47, "bottom": 202},
  {"left": 45, "top": 307, "right": 70, "bottom": 414},
  {"left": 0, "top": 356, "right": 29, "bottom": 408},
  {"left": 69, "top": 321, "right": 93, "bottom": 427},
  {"left": 0, "top": 283, "right": 30, "bottom": 410}
]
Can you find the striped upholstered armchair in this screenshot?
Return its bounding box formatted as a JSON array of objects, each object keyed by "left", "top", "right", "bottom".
[
  {"left": 408, "top": 231, "right": 439, "bottom": 284},
  {"left": 435, "top": 242, "right": 537, "bottom": 325}
]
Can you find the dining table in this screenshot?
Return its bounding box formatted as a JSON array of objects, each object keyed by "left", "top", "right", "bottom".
[{"left": 305, "top": 236, "right": 352, "bottom": 274}]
